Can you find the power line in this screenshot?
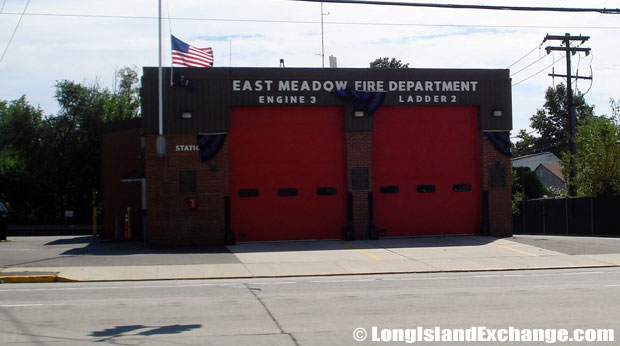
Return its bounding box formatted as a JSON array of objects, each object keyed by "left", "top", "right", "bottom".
[
  {"left": 0, "top": 0, "right": 30, "bottom": 65},
  {"left": 510, "top": 54, "right": 548, "bottom": 77},
  {"left": 506, "top": 42, "right": 543, "bottom": 69},
  {"left": 512, "top": 54, "right": 565, "bottom": 86},
  {"left": 293, "top": 0, "right": 620, "bottom": 14},
  {"left": 1, "top": 12, "right": 620, "bottom": 30},
  {"left": 580, "top": 53, "right": 595, "bottom": 96}
]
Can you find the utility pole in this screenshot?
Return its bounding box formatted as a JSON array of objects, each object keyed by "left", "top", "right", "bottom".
[
  {"left": 544, "top": 33, "right": 591, "bottom": 196},
  {"left": 319, "top": 3, "right": 330, "bottom": 68}
]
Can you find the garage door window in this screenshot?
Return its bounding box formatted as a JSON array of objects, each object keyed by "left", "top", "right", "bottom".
[
  {"left": 417, "top": 185, "right": 436, "bottom": 193},
  {"left": 238, "top": 189, "right": 259, "bottom": 198},
  {"left": 379, "top": 185, "right": 399, "bottom": 194},
  {"left": 453, "top": 184, "right": 472, "bottom": 192},
  {"left": 316, "top": 187, "right": 338, "bottom": 196},
  {"left": 277, "top": 188, "right": 299, "bottom": 197}
]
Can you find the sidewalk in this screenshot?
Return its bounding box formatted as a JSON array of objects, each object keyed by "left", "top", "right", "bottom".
[{"left": 1, "top": 235, "right": 620, "bottom": 283}]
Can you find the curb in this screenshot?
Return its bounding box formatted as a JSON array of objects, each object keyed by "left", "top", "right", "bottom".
[
  {"left": 0, "top": 275, "right": 59, "bottom": 284},
  {"left": 0, "top": 271, "right": 78, "bottom": 284},
  {"left": 4, "top": 263, "right": 615, "bottom": 283}
]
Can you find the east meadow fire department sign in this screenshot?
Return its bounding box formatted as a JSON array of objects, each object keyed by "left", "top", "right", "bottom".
[{"left": 232, "top": 79, "right": 480, "bottom": 105}]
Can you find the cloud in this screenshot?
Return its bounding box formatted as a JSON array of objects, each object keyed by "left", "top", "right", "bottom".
[{"left": 0, "top": 0, "right": 618, "bottom": 129}]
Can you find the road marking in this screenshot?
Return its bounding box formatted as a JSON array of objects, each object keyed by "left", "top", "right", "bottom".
[
  {"left": 382, "top": 276, "right": 452, "bottom": 281},
  {"left": 530, "top": 271, "right": 604, "bottom": 277},
  {"left": 0, "top": 283, "right": 237, "bottom": 292},
  {"left": 338, "top": 242, "right": 384, "bottom": 261},
  {"left": 252, "top": 281, "right": 296, "bottom": 285},
  {"left": 0, "top": 303, "right": 65, "bottom": 307},
  {"left": 605, "top": 284, "right": 620, "bottom": 287},
  {"left": 491, "top": 243, "right": 538, "bottom": 257},
  {"left": 555, "top": 271, "right": 604, "bottom": 275}
]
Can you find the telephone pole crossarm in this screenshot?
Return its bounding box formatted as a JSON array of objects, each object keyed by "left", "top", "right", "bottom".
[
  {"left": 544, "top": 34, "right": 590, "bottom": 42},
  {"left": 548, "top": 74, "right": 592, "bottom": 80},
  {"left": 545, "top": 46, "right": 591, "bottom": 55}
]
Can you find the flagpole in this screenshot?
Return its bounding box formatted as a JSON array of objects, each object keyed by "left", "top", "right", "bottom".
[
  {"left": 156, "top": 0, "right": 166, "bottom": 158},
  {"left": 158, "top": 0, "right": 163, "bottom": 137}
]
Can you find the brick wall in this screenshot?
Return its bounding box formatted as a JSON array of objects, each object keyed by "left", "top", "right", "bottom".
[
  {"left": 144, "top": 133, "right": 229, "bottom": 246},
  {"left": 345, "top": 131, "right": 372, "bottom": 239},
  {"left": 101, "top": 124, "right": 142, "bottom": 239},
  {"left": 480, "top": 136, "right": 513, "bottom": 237}
]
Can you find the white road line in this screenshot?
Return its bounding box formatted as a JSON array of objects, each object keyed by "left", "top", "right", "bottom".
[
  {"left": 530, "top": 271, "right": 604, "bottom": 277},
  {"left": 0, "top": 283, "right": 235, "bottom": 292},
  {"left": 381, "top": 276, "right": 451, "bottom": 281},
  {"left": 0, "top": 303, "right": 66, "bottom": 307},
  {"left": 252, "top": 281, "right": 297, "bottom": 285},
  {"left": 310, "top": 279, "right": 377, "bottom": 283}
]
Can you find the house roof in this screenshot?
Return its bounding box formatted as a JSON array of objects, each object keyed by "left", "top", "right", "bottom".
[
  {"left": 511, "top": 151, "right": 560, "bottom": 162},
  {"left": 512, "top": 151, "right": 561, "bottom": 171},
  {"left": 535, "top": 162, "right": 565, "bottom": 183}
]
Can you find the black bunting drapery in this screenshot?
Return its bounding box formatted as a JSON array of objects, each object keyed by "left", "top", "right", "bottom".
[
  {"left": 197, "top": 133, "right": 228, "bottom": 162},
  {"left": 484, "top": 131, "right": 513, "bottom": 157},
  {"left": 172, "top": 71, "right": 195, "bottom": 92},
  {"left": 333, "top": 89, "right": 386, "bottom": 116}
]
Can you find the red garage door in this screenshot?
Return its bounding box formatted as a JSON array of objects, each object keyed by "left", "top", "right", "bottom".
[
  {"left": 229, "top": 106, "right": 347, "bottom": 242},
  {"left": 372, "top": 106, "right": 481, "bottom": 236}
]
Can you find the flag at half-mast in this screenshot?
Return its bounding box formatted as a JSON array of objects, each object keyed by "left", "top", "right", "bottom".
[{"left": 171, "top": 35, "right": 213, "bottom": 67}]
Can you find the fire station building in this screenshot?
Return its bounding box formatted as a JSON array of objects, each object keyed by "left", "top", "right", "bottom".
[{"left": 101, "top": 67, "right": 513, "bottom": 245}]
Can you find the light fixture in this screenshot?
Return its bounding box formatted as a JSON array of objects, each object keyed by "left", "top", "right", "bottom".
[
  {"left": 354, "top": 110, "right": 365, "bottom": 117},
  {"left": 181, "top": 111, "right": 192, "bottom": 119},
  {"left": 492, "top": 110, "right": 503, "bottom": 117}
]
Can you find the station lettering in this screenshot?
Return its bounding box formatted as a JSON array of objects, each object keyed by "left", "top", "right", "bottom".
[
  {"left": 176, "top": 145, "right": 199, "bottom": 152},
  {"left": 232, "top": 79, "right": 479, "bottom": 105},
  {"left": 233, "top": 79, "right": 478, "bottom": 93},
  {"left": 232, "top": 79, "right": 349, "bottom": 92},
  {"left": 398, "top": 94, "right": 458, "bottom": 104}
]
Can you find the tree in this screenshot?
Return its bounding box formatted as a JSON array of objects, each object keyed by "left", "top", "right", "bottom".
[
  {"left": 0, "top": 97, "right": 50, "bottom": 222},
  {"left": 526, "top": 83, "right": 595, "bottom": 155},
  {"left": 565, "top": 105, "right": 620, "bottom": 196},
  {"left": 48, "top": 71, "right": 140, "bottom": 223},
  {"left": 511, "top": 166, "right": 547, "bottom": 214},
  {"left": 0, "top": 66, "right": 141, "bottom": 224},
  {"left": 369, "top": 57, "right": 410, "bottom": 69},
  {"left": 112, "top": 66, "right": 140, "bottom": 120},
  {"left": 512, "top": 129, "right": 537, "bottom": 157}
]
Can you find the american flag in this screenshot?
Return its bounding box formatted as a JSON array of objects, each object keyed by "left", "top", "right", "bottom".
[{"left": 171, "top": 35, "right": 213, "bottom": 67}]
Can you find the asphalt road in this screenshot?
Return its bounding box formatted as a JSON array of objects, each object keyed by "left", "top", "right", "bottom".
[
  {"left": 1, "top": 268, "right": 619, "bottom": 345},
  {"left": 4, "top": 234, "right": 620, "bottom": 269},
  {"left": 0, "top": 236, "right": 238, "bottom": 267},
  {"left": 511, "top": 234, "right": 620, "bottom": 255}
]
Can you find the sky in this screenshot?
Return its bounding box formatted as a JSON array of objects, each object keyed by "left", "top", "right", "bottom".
[{"left": 1, "top": 0, "right": 619, "bottom": 136}]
